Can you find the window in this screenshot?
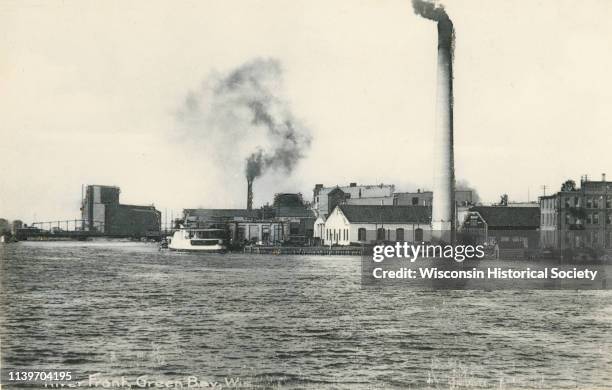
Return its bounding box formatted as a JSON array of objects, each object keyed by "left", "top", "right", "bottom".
[
  {"left": 415, "top": 228, "right": 423, "bottom": 242},
  {"left": 593, "top": 213, "right": 600, "bottom": 225},
  {"left": 607, "top": 197, "right": 612, "bottom": 209},
  {"left": 607, "top": 213, "right": 611, "bottom": 225},
  {"left": 586, "top": 197, "right": 593, "bottom": 208},
  {"left": 396, "top": 228, "right": 405, "bottom": 241},
  {"left": 358, "top": 228, "right": 366, "bottom": 241},
  {"left": 412, "top": 197, "right": 419, "bottom": 205},
  {"left": 377, "top": 228, "right": 385, "bottom": 241},
  {"left": 594, "top": 197, "right": 600, "bottom": 209}
]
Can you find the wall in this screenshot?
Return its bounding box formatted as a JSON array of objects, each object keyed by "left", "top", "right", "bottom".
[
  {"left": 323, "top": 207, "right": 431, "bottom": 245},
  {"left": 313, "top": 184, "right": 395, "bottom": 216},
  {"left": 105, "top": 205, "right": 160, "bottom": 237},
  {"left": 345, "top": 196, "right": 394, "bottom": 206}
]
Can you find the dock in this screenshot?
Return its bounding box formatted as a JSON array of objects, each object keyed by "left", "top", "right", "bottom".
[{"left": 243, "top": 245, "right": 364, "bottom": 256}]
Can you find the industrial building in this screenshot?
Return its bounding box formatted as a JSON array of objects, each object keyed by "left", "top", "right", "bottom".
[
  {"left": 312, "top": 183, "right": 395, "bottom": 216},
  {"left": 458, "top": 206, "right": 540, "bottom": 250},
  {"left": 321, "top": 204, "right": 431, "bottom": 245},
  {"left": 81, "top": 185, "right": 161, "bottom": 237},
  {"left": 393, "top": 189, "right": 474, "bottom": 207},
  {"left": 183, "top": 192, "right": 315, "bottom": 246},
  {"left": 0, "top": 218, "right": 10, "bottom": 234},
  {"left": 540, "top": 175, "right": 612, "bottom": 250}
]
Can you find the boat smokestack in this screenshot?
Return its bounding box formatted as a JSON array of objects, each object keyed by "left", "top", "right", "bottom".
[
  {"left": 247, "top": 179, "right": 253, "bottom": 211},
  {"left": 412, "top": 0, "right": 455, "bottom": 242}
]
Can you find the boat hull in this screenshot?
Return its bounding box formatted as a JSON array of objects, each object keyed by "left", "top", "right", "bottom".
[
  {"left": 167, "top": 228, "right": 227, "bottom": 253},
  {"left": 168, "top": 246, "right": 226, "bottom": 253}
]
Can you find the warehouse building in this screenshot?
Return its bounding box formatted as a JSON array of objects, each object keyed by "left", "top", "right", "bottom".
[
  {"left": 81, "top": 185, "right": 160, "bottom": 237},
  {"left": 322, "top": 204, "right": 431, "bottom": 245}
]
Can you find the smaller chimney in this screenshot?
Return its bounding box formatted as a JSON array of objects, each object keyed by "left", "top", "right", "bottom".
[
  {"left": 603, "top": 173, "right": 606, "bottom": 182},
  {"left": 349, "top": 182, "right": 357, "bottom": 187},
  {"left": 247, "top": 180, "right": 253, "bottom": 211}
]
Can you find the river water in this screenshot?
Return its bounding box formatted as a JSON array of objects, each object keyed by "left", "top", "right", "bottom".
[{"left": 1, "top": 241, "right": 611, "bottom": 389}]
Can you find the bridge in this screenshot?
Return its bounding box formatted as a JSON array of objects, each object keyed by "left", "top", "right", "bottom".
[{"left": 15, "top": 219, "right": 167, "bottom": 241}]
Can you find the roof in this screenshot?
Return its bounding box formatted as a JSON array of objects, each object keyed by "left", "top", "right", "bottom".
[
  {"left": 338, "top": 205, "right": 431, "bottom": 223},
  {"left": 114, "top": 204, "right": 157, "bottom": 211},
  {"left": 470, "top": 206, "right": 540, "bottom": 229},
  {"left": 184, "top": 209, "right": 260, "bottom": 220}
]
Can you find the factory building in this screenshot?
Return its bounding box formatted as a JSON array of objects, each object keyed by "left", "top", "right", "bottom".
[
  {"left": 0, "top": 218, "right": 10, "bottom": 234},
  {"left": 322, "top": 205, "right": 431, "bottom": 246},
  {"left": 459, "top": 206, "right": 540, "bottom": 250},
  {"left": 183, "top": 192, "right": 315, "bottom": 245},
  {"left": 540, "top": 175, "right": 612, "bottom": 250},
  {"left": 312, "top": 183, "right": 395, "bottom": 217},
  {"left": 345, "top": 196, "right": 395, "bottom": 206},
  {"left": 393, "top": 189, "right": 474, "bottom": 207},
  {"left": 81, "top": 185, "right": 160, "bottom": 237}
]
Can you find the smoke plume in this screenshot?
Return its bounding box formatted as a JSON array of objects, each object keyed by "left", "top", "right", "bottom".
[
  {"left": 411, "top": 0, "right": 454, "bottom": 51},
  {"left": 178, "top": 58, "right": 312, "bottom": 184},
  {"left": 456, "top": 180, "right": 481, "bottom": 204}
]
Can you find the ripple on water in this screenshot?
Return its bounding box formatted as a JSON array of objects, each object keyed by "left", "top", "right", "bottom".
[{"left": 1, "top": 241, "right": 612, "bottom": 389}]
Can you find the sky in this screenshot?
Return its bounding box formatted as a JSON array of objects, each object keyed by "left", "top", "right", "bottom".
[{"left": 1, "top": 0, "right": 611, "bottom": 223}]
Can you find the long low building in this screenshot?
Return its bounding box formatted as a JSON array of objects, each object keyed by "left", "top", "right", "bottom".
[
  {"left": 459, "top": 206, "right": 540, "bottom": 249},
  {"left": 182, "top": 195, "right": 315, "bottom": 245},
  {"left": 322, "top": 205, "right": 431, "bottom": 245}
]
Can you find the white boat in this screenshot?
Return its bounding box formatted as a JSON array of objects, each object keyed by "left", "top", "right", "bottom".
[{"left": 167, "top": 227, "right": 227, "bottom": 252}]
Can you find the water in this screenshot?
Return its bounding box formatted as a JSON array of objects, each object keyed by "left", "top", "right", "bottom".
[{"left": 1, "top": 241, "right": 611, "bottom": 389}]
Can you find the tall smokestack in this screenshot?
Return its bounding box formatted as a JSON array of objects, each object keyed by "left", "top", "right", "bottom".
[
  {"left": 247, "top": 179, "right": 253, "bottom": 211},
  {"left": 412, "top": 0, "right": 455, "bottom": 242}
]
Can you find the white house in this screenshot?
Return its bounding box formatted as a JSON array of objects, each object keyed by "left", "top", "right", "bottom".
[
  {"left": 313, "top": 214, "right": 327, "bottom": 241},
  {"left": 322, "top": 205, "right": 431, "bottom": 245}
]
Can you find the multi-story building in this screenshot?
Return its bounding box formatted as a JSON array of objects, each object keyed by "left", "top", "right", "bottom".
[
  {"left": 81, "top": 185, "right": 160, "bottom": 237},
  {"left": 393, "top": 189, "right": 474, "bottom": 206},
  {"left": 0, "top": 218, "right": 10, "bottom": 234},
  {"left": 312, "top": 183, "right": 395, "bottom": 217},
  {"left": 540, "top": 175, "right": 612, "bottom": 249}
]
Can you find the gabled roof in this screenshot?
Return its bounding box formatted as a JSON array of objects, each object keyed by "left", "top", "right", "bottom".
[
  {"left": 337, "top": 205, "right": 431, "bottom": 223},
  {"left": 470, "top": 206, "right": 540, "bottom": 229}
]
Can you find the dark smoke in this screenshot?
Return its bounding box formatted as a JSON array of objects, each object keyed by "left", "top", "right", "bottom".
[
  {"left": 178, "top": 58, "right": 312, "bottom": 184},
  {"left": 412, "top": 0, "right": 454, "bottom": 51},
  {"left": 411, "top": 0, "right": 448, "bottom": 22},
  {"left": 246, "top": 149, "right": 264, "bottom": 181},
  {"left": 456, "top": 180, "right": 481, "bottom": 204}
]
